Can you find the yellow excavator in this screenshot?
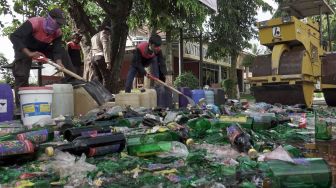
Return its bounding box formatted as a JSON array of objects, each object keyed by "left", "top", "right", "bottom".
[{"left": 249, "top": 0, "right": 336, "bottom": 107}]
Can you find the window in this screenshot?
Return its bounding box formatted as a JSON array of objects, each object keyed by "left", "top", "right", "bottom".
[
  {"left": 202, "top": 64, "right": 219, "bottom": 86},
  {"left": 221, "top": 66, "right": 228, "bottom": 80}
]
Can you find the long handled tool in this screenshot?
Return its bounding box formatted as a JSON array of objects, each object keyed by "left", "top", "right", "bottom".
[
  {"left": 36, "top": 57, "right": 86, "bottom": 81},
  {"left": 34, "top": 57, "right": 113, "bottom": 105},
  {"left": 147, "top": 74, "right": 196, "bottom": 106}
]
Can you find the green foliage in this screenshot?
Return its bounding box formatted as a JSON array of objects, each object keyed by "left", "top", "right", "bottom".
[
  {"left": 1, "top": 19, "right": 22, "bottom": 36},
  {"left": 221, "top": 79, "right": 234, "bottom": 92},
  {"left": 0, "top": 0, "right": 12, "bottom": 27},
  {"left": 240, "top": 94, "right": 255, "bottom": 101},
  {"left": 205, "top": 1, "right": 273, "bottom": 60},
  {"left": 173, "top": 71, "right": 199, "bottom": 89},
  {"left": 0, "top": 53, "right": 14, "bottom": 87},
  {"left": 242, "top": 43, "right": 266, "bottom": 67},
  {"left": 129, "top": 0, "right": 207, "bottom": 38},
  {"left": 242, "top": 54, "right": 255, "bottom": 67}
]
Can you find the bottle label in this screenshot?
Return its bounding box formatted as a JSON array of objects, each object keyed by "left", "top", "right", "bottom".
[
  {"left": 17, "top": 129, "right": 49, "bottom": 144},
  {"left": 81, "top": 130, "right": 98, "bottom": 137},
  {"left": 0, "top": 99, "right": 7, "bottom": 113},
  {"left": 81, "top": 131, "right": 112, "bottom": 138},
  {"left": 288, "top": 113, "right": 306, "bottom": 129},
  {"left": 220, "top": 116, "right": 247, "bottom": 123},
  {"left": 22, "top": 102, "right": 51, "bottom": 117},
  {"left": 88, "top": 144, "right": 121, "bottom": 157},
  {"left": 0, "top": 140, "right": 34, "bottom": 156}
]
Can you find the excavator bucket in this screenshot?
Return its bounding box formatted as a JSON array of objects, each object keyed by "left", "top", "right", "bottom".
[
  {"left": 252, "top": 83, "right": 313, "bottom": 106},
  {"left": 321, "top": 53, "right": 336, "bottom": 106},
  {"left": 251, "top": 49, "right": 315, "bottom": 107}
]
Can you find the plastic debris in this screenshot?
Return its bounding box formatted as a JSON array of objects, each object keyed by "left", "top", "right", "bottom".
[
  {"left": 260, "top": 146, "right": 294, "bottom": 163},
  {"left": 43, "top": 150, "right": 96, "bottom": 186}
]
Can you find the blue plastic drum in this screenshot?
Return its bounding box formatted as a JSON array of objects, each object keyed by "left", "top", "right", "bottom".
[
  {"left": 179, "top": 87, "right": 192, "bottom": 107},
  {"left": 192, "top": 89, "right": 205, "bottom": 104},
  {"left": 204, "top": 89, "right": 215, "bottom": 105},
  {"left": 0, "top": 84, "right": 14, "bottom": 122}
]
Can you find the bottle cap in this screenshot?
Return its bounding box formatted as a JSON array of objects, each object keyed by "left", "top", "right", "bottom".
[
  {"left": 45, "top": 147, "right": 54, "bottom": 157},
  {"left": 186, "top": 138, "right": 194, "bottom": 146},
  {"left": 112, "top": 127, "right": 118, "bottom": 133},
  {"left": 263, "top": 149, "right": 271, "bottom": 153},
  {"left": 248, "top": 148, "right": 258, "bottom": 159},
  {"left": 157, "top": 127, "right": 169, "bottom": 132}
]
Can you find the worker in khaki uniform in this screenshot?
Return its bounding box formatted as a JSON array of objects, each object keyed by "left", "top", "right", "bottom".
[{"left": 90, "top": 26, "right": 112, "bottom": 90}]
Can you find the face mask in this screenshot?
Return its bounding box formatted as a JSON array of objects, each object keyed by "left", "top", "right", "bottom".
[
  {"left": 43, "top": 14, "right": 59, "bottom": 34},
  {"left": 154, "top": 46, "right": 161, "bottom": 52}
]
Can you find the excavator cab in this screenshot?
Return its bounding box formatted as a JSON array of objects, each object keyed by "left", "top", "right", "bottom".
[{"left": 249, "top": 0, "right": 336, "bottom": 107}]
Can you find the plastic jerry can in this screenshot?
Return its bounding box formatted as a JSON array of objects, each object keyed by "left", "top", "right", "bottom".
[
  {"left": 140, "top": 89, "right": 157, "bottom": 108},
  {"left": 73, "top": 86, "right": 99, "bottom": 116},
  {"left": 155, "top": 85, "right": 173, "bottom": 108},
  {"left": 213, "top": 88, "right": 226, "bottom": 105},
  {"left": 204, "top": 89, "right": 215, "bottom": 105},
  {"left": 192, "top": 89, "right": 205, "bottom": 104},
  {"left": 115, "top": 92, "right": 141, "bottom": 108},
  {"left": 178, "top": 87, "right": 192, "bottom": 108},
  {"left": 0, "top": 84, "right": 14, "bottom": 122},
  {"left": 52, "top": 84, "right": 74, "bottom": 118}
]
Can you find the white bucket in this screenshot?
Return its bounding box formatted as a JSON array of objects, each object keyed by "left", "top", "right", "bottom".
[{"left": 18, "top": 87, "right": 53, "bottom": 127}]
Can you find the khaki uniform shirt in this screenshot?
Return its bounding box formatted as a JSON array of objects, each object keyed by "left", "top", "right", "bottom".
[{"left": 91, "top": 30, "right": 111, "bottom": 62}]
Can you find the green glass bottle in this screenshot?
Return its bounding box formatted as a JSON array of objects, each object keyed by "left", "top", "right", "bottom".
[
  {"left": 283, "top": 145, "right": 302, "bottom": 158},
  {"left": 127, "top": 131, "right": 182, "bottom": 156},
  {"left": 127, "top": 141, "right": 188, "bottom": 157},
  {"left": 239, "top": 182, "right": 256, "bottom": 188},
  {"left": 127, "top": 131, "right": 181, "bottom": 146},
  {"left": 315, "top": 112, "right": 332, "bottom": 140},
  {"left": 251, "top": 113, "right": 291, "bottom": 131},
  {"left": 263, "top": 158, "right": 332, "bottom": 188},
  {"left": 127, "top": 141, "right": 172, "bottom": 156},
  {"left": 187, "top": 118, "right": 211, "bottom": 138}
]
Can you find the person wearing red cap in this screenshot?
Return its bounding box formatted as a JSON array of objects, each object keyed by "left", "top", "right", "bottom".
[
  {"left": 9, "top": 8, "right": 76, "bottom": 107},
  {"left": 67, "top": 33, "right": 83, "bottom": 75},
  {"left": 125, "top": 34, "right": 167, "bottom": 93}
]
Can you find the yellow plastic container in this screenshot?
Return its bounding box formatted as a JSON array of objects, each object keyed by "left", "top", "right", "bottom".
[
  {"left": 74, "top": 87, "right": 99, "bottom": 116},
  {"left": 140, "top": 89, "right": 157, "bottom": 108},
  {"left": 115, "top": 92, "right": 140, "bottom": 108}
]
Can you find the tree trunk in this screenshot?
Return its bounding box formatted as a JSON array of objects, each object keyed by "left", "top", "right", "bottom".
[
  {"left": 104, "top": 0, "right": 133, "bottom": 93},
  {"left": 165, "top": 28, "right": 174, "bottom": 86},
  {"left": 244, "top": 66, "right": 249, "bottom": 94},
  {"left": 229, "top": 53, "right": 239, "bottom": 99},
  {"left": 67, "top": 0, "right": 97, "bottom": 80},
  {"left": 109, "top": 18, "right": 130, "bottom": 93}
]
